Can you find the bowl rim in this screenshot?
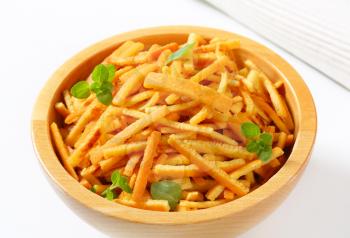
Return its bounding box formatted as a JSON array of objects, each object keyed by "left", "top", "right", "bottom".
[{"left": 31, "top": 25, "right": 317, "bottom": 225}]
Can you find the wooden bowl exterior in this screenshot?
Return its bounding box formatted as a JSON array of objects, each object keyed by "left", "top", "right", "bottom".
[{"left": 31, "top": 26, "right": 317, "bottom": 236}]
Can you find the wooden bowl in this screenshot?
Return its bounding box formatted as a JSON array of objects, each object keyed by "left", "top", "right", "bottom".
[{"left": 31, "top": 26, "right": 317, "bottom": 237}]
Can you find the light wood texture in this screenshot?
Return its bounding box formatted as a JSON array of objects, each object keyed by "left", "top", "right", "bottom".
[
  {"left": 31, "top": 26, "right": 317, "bottom": 236},
  {"left": 206, "top": 0, "right": 350, "bottom": 90}
]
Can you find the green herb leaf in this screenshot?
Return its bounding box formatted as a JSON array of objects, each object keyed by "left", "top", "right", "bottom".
[
  {"left": 260, "top": 133, "right": 272, "bottom": 146},
  {"left": 106, "top": 64, "right": 116, "bottom": 82},
  {"left": 90, "top": 185, "right": 97, "bottom": 193},
  {"left": 92, "top": 64, "right": 109, "bottom": 83},
  {"left": 96, "top": 90, "right": 113, "bottom": 105},
  {"left": 90, "top": 81, "right": 101, "bottom": 93},
  {"left": 91, "top": 81, "right": 113, "bottom": 94},
  {"left": 70, "top": 81, "right": 91, "bottom": 99},
  {"left": 166, "top": 42, "right": 195, "bottom": 64},
  {"left": 100, "top": 81, "right": 114, "bottom": 92},
  {"left": 103, "top": 188, "right": 115, "bottom": 200},
  {"left": 259, "top": 147, "right": 272, "bottom": 162},
  {"left": 109, "top": 170, "right": 132, "bottom": 193},
  {"left": 246, "top": 141, "right": 259, "bottom": 153},
  {"left": 241, "top": 122, "right": 260, "bottom": 138},
  {"left": 151, "top": 180, "right": 181, "bottom": 210},
  {"left": 91, "top": 64, "right": 114, "bottom": 105},
  {"left": 241, "top": 122, "right": 273, "bottom": 162}
]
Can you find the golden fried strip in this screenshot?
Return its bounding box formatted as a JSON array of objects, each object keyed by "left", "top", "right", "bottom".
[
  {"left": 113, "top": 63, "right": 157, "bottom": 106},
  {"left": 132, "top": 131, "right": 161, "bottom": 201},
  {"left": 223, "top": 189, "right": 235, "bottom": 200},
  {"left": 108, "top": 52, "right": 148, "bottom": 67},
  {"left": 74, "top": 121, "right": 96, "bottom": 148},
  {"left": 124, "top": 90, "right": 155, "bottom": 107},
  {"left": 50, "top": 123, "right": 78, "bottom": 180},
  {"left": 103, "top": 141, "right": 147, "bottom": 158},
  {"left": 119, "top": 42, "right": 144, "bottom": 58},
  {"left": 159, "top": 119, "right": 238, "bottom": 145},
  {"left": 252, "top": 95, "right": 290, "bottom": 133},
  {"left": 164, "top": 154, "right": 191, "bottom": 165},
  {"left": 144, "top": 72, "right": 234, "bottom": 113},
  {"left": 148, "top": 42, "right": 179, "bottom": 61},
  {"left": 108, "top": 41, "right": 134, "bottom": 59},
  {"left": 99, "top": 156, "right": 124, "bottom": 173},
  {"left": 143, "top": 101, "right": 200, "bottom": 115},
  {"left": 123, "top": 153, "right": 142, "bottom": 177},
  {"left": 263, "top": 76, "right": 294, "bottom": 130},
  {"left": 54, "top": 102, "right": 70, "bottom": 118},
  {"left": 189, "top": 106, "right": 211, "bottom": 125},
  {"left": 63, "top": 90, "right": 74, "bottom": 113},
  {"left": 104, "top": 106, "right": 169, "bottom": 147},
  {"left": 68, "top": 106, "right": 119, "bottom": 167},
  {"left": 168, "top": 136, "right": 248, "bottom": 196},
  {"left": 194, "top": 39, "right": 240, "bottom": 53},
  {"left": 170, "top": 132, "right": 197, "bottom": 140},
  {"left": 153, "top": 164, "right": 205, "bottom": 178},
  {"left": 153, "top": 159, "right": 245, "bottom": 179},
  {"left": 65, "top": 101, "right": 105, "bottom": 146},
  {"left": 206, "top": 147, "right": 284, "bottom": 200},
  {"left": 217, "top": 71, "right": 229, "bottom": 94},
  {"left": 182, "top": 140, "right": 254, "bottom": 159},
  {"left": 165, "top": 94, "right": 180, "bottom": 105},
  {"left": 64, "top": 95, "right": 96, "bottom": 124},
  {"left": 277, "top": 132, "right": 288, "bottom": 150},
  {"left": 182, "top": 191, "right": 204, "bottom": 201},
  {"left": 190, "top": 56, "right": 231, "bottom": 83},
  {"left": 203, "top": 154, "right": 226, "bottom": 161},
  {"left": 139, "top": 92, "right": 160, "bottom": 110}
]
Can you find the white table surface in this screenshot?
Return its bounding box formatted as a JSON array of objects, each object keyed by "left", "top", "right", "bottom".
[{"left": 1, "top": 0, "right": 349, "bottom": 237}]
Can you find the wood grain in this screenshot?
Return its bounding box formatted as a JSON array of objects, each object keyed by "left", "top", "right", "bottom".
[
  {"left": 206, "top": 0, "right": 350, "bottom": 90},
  {"left": 31, "top": 26, "right": 317, "bottom": 236}
]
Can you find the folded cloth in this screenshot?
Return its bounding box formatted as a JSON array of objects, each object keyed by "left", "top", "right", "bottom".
[{"left": 205, "top": 0, "right": 350, "bottom": 90}]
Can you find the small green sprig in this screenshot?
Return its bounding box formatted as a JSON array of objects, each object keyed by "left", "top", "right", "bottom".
[
  {"left": 150, "top": 180, "right": 181, "bottom": 210},
  {"left": 166, "top": 42, "right": 195, "bottom": 64},
  {"left": 70, "top": 64, "right": 115, "bottom": 105},
  {"left": 241, "top": 122, "right": 273, "bottom": 162},
  {"left": 90, "top": 185, "right": 97, "bottom": 193},
  {"left": 101, "top": 170, "right": 132, "bottom": 201}
]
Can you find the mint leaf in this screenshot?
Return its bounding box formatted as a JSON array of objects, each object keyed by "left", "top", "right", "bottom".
[
  {"left": 109, "top": 170, "right": 132, "bottom": 193},
  {"left": 96, "top": 90, "right": 113, "bottom": 106},
  {"left": 90, "top": 81, "right": 101, "bottom": 93},
  {"left": 92, "top": 64, "right": 109, "bottom": 83},
  {"left": 241, "top": 122, "right": 273, "bottom": 162},
  {"left": 166, "top": 42, "right": 195, "bottom": 64},
  {"left": 259, "top": 147, "right": 272, "bottom": 162},
  {"left": 241, "top": 122, "right": 260, "bottom": 138},
  {"left": 90, "top": 185, "right": 97, "bottom": 193},
  {"left": 92, "top": 81, "right": 113, "bottom": 94},
  {"left": 70, "top": 64, "right": 114, "bottom": 105},
  {"left": 151, "top": 180, "right": 181, "bottom": 210},
  {"left": 101, "top": 171, "right": 131, "bottom": 202},
  {"left": 246, "top": 141, "right": 259, "bottom": 153},
  {"left": 70, "top": 81, "right": 91, "bottom": 99},
  {"left": 103, "top": 188, "right": 115, "bottom": 200},
  {"left": 106, "top": 64, "right": 116, "bottom": 82},
  {"left": 100, "top": 81, "right": 113, "bottom": 92},
  {"left": 260, "top": 133, "right": 272, "bottom": 146}
]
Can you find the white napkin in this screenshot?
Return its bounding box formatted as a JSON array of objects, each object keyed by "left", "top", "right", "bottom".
[{"left": 205, "top": 0, "right": 350, "bottom": 90}]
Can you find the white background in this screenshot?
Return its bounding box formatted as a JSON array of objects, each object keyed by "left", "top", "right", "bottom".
[{"left": 0, "top": 0, "right": 349, "bottom": 237}]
